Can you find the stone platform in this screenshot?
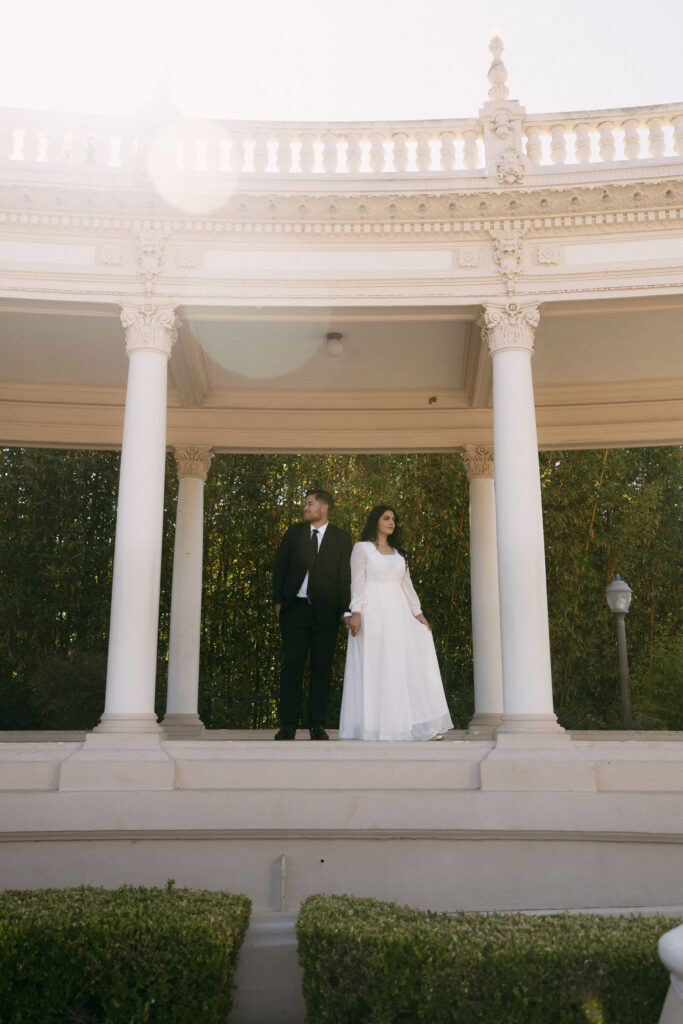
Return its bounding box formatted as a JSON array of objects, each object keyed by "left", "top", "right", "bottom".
[{"left": 2, "top": 729, "right": 683, "bottom": 1022}]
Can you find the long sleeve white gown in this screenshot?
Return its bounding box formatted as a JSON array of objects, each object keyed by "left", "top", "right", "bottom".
[{"left": 339, "top": 541, "right": 454, "bottom": 741}]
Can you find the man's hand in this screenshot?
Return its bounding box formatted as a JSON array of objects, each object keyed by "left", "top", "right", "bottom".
[
  {"left": 348, "top": 612, "right": 361, "bottom": 637},
  {"left": 275, "top": 603, "right": 281, "bottom": 618},
  {"left": 414, "top": 612, "right": 431, "bottom": 631}
]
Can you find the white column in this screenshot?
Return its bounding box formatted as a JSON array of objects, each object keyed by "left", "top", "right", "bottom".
[
  {"left": 162, "top": 445, "right": 214, "bottom": 738},
  {"left": 483, "top": 301, "right": 561, "bottom": 734},
  {"left": 98, "top": 305, "right": 177, "bottom": 733},
  {"left": 461, "top": 445, "right": 503, "bottom": 738}
]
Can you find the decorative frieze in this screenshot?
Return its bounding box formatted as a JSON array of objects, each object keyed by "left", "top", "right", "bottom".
[
  {"left": 96, "top": 244, "right": 122, "bottom": 265},
  {"left": 461, "top": 444, "right": 495, "bottom": 479},
  {"left": 174, "top": 444, "right": 213, "bottom": 481},
  {"left": 491, "top": 230, "right": 525, "bottom": 294},
  {"left": 120, "top": 304, "right": 178, "bottom": 358},
  {"left": 456, "top": 247, "right": 481, "bottom": 268},
  {"left": 483, "top": 301, "right": 540, "bottom": 356},
  {"left": 536, "top": 244, "right": 561, "bottom": 265}
]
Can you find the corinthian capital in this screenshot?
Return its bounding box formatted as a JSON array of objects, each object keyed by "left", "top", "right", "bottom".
[
  {"left": 174, "top": 445, "right": 214, "bottom": 481},
  {"left": 120, "top": 304, "right": 178, "bottom": 358},
  {"left": 461, "top": 444, "right": 495, "bottom": 480},
  {"left": 483, "top": 301, "right": 541, "bottom": 356}
]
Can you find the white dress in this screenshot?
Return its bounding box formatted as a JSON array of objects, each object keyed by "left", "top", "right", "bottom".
[{"left": 339, "top": 541, "right": 454, "bottom": 741}]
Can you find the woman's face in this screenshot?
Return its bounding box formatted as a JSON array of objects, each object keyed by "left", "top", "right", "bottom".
[{"left": 377, "top": 509, "right": 396, "bottom": 539}]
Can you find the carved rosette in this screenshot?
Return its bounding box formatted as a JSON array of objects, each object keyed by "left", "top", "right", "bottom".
[
  {"left": 461, "top": 444, "right": 494, "bottom": 479},
  {"left": 483, "top": 302, "right": 541, "bottom": 356},
  {"left": 120, "top": 304, "right": 178, "bottom": 358},
  {"left": 174, "top": 444, "right": 214, "bottom": 481}
]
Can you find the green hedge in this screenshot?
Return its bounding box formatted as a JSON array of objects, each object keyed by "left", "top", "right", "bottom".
[
  {"left": 297, "top": 894, "right": 680, "bottom": 1024},
  {"left": 0, "top": 885, "right": 251, "bottom": 1024}
]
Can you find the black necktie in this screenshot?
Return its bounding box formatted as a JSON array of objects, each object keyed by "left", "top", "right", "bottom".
[{"left": 308, "top": 528, "right": 319, "bottom": 570}]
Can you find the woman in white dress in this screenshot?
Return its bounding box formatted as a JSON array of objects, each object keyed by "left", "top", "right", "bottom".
[{"left": 339, "top": 505, "right": 454, "bottom": 741}]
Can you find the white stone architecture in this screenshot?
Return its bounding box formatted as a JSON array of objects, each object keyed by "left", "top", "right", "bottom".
[{"left": 1, "top": 38, "right": 682, "bottom": 1023}]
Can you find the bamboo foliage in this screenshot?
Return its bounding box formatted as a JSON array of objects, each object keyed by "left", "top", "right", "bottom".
[{"left": 0, "top": 446, "right": 679, "bottom": 731}]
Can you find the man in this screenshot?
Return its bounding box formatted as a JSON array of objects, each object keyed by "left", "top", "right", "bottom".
[{"left": 272, "top": 488, "right": 352, "bottom": 740}]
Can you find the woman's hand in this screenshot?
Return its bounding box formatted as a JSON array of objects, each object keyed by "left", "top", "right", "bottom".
[
  {"left": 415, "top": 613, "right": 431, "bottom": 631},
  {"left": 348, "top": 612, "right": 361, "bottom": 637}
]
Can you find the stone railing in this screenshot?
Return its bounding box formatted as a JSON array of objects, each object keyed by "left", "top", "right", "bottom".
[{"left": 1, "top": 102, "right": 682, "bottom": 180}]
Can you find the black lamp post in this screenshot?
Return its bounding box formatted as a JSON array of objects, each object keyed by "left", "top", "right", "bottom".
[{"left": 605, "top": 574, "right": 633, "bottom": 729}]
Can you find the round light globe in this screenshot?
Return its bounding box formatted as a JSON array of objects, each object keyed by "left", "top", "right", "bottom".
[{"left": 605, "top": 574, "right": 632, "bottom": 615}]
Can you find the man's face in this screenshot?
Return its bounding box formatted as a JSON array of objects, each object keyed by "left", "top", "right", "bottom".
[{"left": 303, "top": 494, "right": 328, "bottom": 525}]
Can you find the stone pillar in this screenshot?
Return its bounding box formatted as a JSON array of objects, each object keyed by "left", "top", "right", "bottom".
[
  {"left": 482, "top": 301, "right": 561, "bottom": 734},
  {"left": 461, "top": 445, "right": 503, "bottom": 738},
  {"left": 162, "top": 445, "right": 214, "bottom": 738},
  {"left": 98, "top": 305, "right": 177, "bottom": 733}
]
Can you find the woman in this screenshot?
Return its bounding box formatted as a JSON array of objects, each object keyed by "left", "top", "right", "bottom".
[{"left": 339, "top": 505, "right": 453, "bottom": 741}]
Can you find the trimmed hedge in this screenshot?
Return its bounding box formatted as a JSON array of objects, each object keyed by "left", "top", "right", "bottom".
[
  {"left": 0, "top": 885, "right": 251, "bottom": 1024},
  {"left": 297, "top": 894, "right": 681, "bottom": 1024}
]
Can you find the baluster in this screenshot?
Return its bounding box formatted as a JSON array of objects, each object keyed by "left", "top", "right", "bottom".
[
  {"left": 673, "top": 115, "right": 683, "bottom": 156},
  {"left": 69, "top": 128, "right": 88, "bottom": 165},
  {"left": 622, "top": 118, "right": 640, "bottom": 160},
  {"left": 45, "top": 127, "right": 65, "bottom": 163},
  {"left": 230, "top": 132, "right": 245, "bottom": 174},
  {"left": 573, "top": 122, "right": 591, "bottom": 163},
  {"left": 525, "top": 125, "right": 542, "bottom": 165},
  {"left": 415, "top": 130, "right": 431, "bottom": 172},
  {"left": 183, "top": 128, "right": 198, "bottom": 171},
  {"left": 647, "top": 117, "right": 665, "bottom": 158},
  {"left": 322, "top": 131, "right": 337, "bottom": 173},
  {"left": 598, "top": 121, "right": 615, "bottom": 162},
  {"left": 119, "top": 130, "right": 136, "bottom": 169},
  {"left": 463, "top": 129, "right": 478, "bottom": 170},
  {"left": 277, "top": 133, "right": 292, "bottom": 173},
  {"left": 93, "top": 131, "right": 111, "bottom": 167},
  {"left": 0, "top": 121, "right": 13, "bottom": 160},
  {"left": 392, "top": 131, "right": 408, "bottom": 172},
  {"left": 550, "top": 124, "right": 567, "bottom": 165},
  {"left": 439, "top": 131, "right": 455, "bottom": 171},
  {"left": 22, "top": 123, "right": 40, "bottom": 161},
  {"left": 206, "top": 131, "right": 221, "bottom": 173},
  {"left": 369, "top": 132, "right": 385, "bottom": 172},
  {"left": 346, "top": 132, "right": 361, "bottom": 173},
  {"left": 253, "top": 130, "right": 268, "bottom": 173},
  {"left": 299, "top": 132, "right": 314, "bottom": 173}
]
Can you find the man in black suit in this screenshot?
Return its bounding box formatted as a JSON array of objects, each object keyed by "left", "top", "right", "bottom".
[{"left": 272, "top": 488, "right": 352, "bottom": 740}]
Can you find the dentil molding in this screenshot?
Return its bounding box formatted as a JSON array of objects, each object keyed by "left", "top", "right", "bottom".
[{"left": 120, "top": 304, "right": 178, "bottom": 358}]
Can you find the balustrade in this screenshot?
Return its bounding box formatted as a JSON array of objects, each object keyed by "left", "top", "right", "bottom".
[{"left": 0, "top": 102, "right": 682, "bottom": 180}]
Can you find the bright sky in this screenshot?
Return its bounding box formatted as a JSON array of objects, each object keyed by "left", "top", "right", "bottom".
[{"left": 3, "top": 0, "right": 682, "bottom": 121}]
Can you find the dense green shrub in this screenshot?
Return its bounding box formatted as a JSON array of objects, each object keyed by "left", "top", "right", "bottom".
[
  {"left": 0, "top": 885, "right": 251, "bottom": 1024},
  {"left": 297, "top": 894, "right": 680, "bottom": 1024}
]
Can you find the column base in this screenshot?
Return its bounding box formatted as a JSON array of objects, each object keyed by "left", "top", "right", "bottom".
[
  {"left": 465, "top": 713, "right": 502, "bottom": 739},
  {"left": 480, "top": 727, "right": 597, "bottom": 792},
  {"left": 95, "top": 713, "right": 164, "bottom": 734},
  {"left": 160, "top": 713, "right": 206, "bottom": 739},
  {"left": 59, "top": 731, "right": 175, "bottom": 792},
  {"left": 496, "top": 713, "right": 565, "bottom": 735}
]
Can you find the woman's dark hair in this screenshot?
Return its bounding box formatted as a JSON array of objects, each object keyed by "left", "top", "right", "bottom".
[{"left": 360, "top": 505, "right": 408, "bottom": 561}]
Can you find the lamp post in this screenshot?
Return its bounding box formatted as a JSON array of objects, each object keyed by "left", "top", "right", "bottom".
[{"left": 605, "top": 574, "right": 633, "bottom": 729}]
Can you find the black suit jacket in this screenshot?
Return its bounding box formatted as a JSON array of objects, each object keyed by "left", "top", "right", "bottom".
[{"left": 272, "top": 522, "right": 352, "bottom": 623}]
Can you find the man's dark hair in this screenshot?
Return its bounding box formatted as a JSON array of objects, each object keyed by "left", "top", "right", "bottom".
[{"left": 305, "top": 488, "right": 335, "bottom": 510}]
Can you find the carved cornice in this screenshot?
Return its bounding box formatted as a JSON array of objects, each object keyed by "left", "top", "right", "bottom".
[
  {"left": 461, "top": 444, "right": 495, "bottom": 479},
  {"left": 0, "top": 179, "right": 680, "bottom": 240},
  {"left": 174, "top": 444, "right": 213, "bottom": 481},
  {"left": 483, "top": 301, "right": 540, "bottom": 355},
  {"left": 120, "top": 304, "right": 178, "bottom": 358}
]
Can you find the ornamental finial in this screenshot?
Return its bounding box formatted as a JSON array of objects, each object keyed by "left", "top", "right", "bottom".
[{"left": 487, "top": 34, "right": 509, "bottom": 101}]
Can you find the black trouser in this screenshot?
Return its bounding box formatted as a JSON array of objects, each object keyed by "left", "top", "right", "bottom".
[{"left": 278, "top": 599, "right": 339, "bottom": 729}]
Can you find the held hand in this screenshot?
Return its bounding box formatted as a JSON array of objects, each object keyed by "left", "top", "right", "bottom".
[
  {"left": 415, "top": 613, "right": 431, "bottom": 631},
  {"left": 349, "top": 612, "right": 361, "bottom": 637}
]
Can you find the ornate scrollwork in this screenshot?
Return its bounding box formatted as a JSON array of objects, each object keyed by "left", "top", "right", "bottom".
[
  {"left": 491, "top": 230, "right": 525, "bottom": 294},
  {"left": 120, "top": 304, "right": 178, "bottom": 358},
  {"left": 497, "top": 147, "right": 525, "bottom": 185},
  {"left": 483, "top": 301, "right": 541, "bottom": 355},
  {"left": 174, "top": 444, "right": 214, "bottom": 481},
  {"left": 461, "top": 444, "right": 495, "bottom": 479}
]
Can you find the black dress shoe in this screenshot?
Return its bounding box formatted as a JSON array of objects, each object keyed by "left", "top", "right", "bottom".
[
  {"left": 274, "top": 727, "right": 296, "bottom": 740},
  {"left": 309, "top": 727, "right": 329, "bottom": 741}
]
